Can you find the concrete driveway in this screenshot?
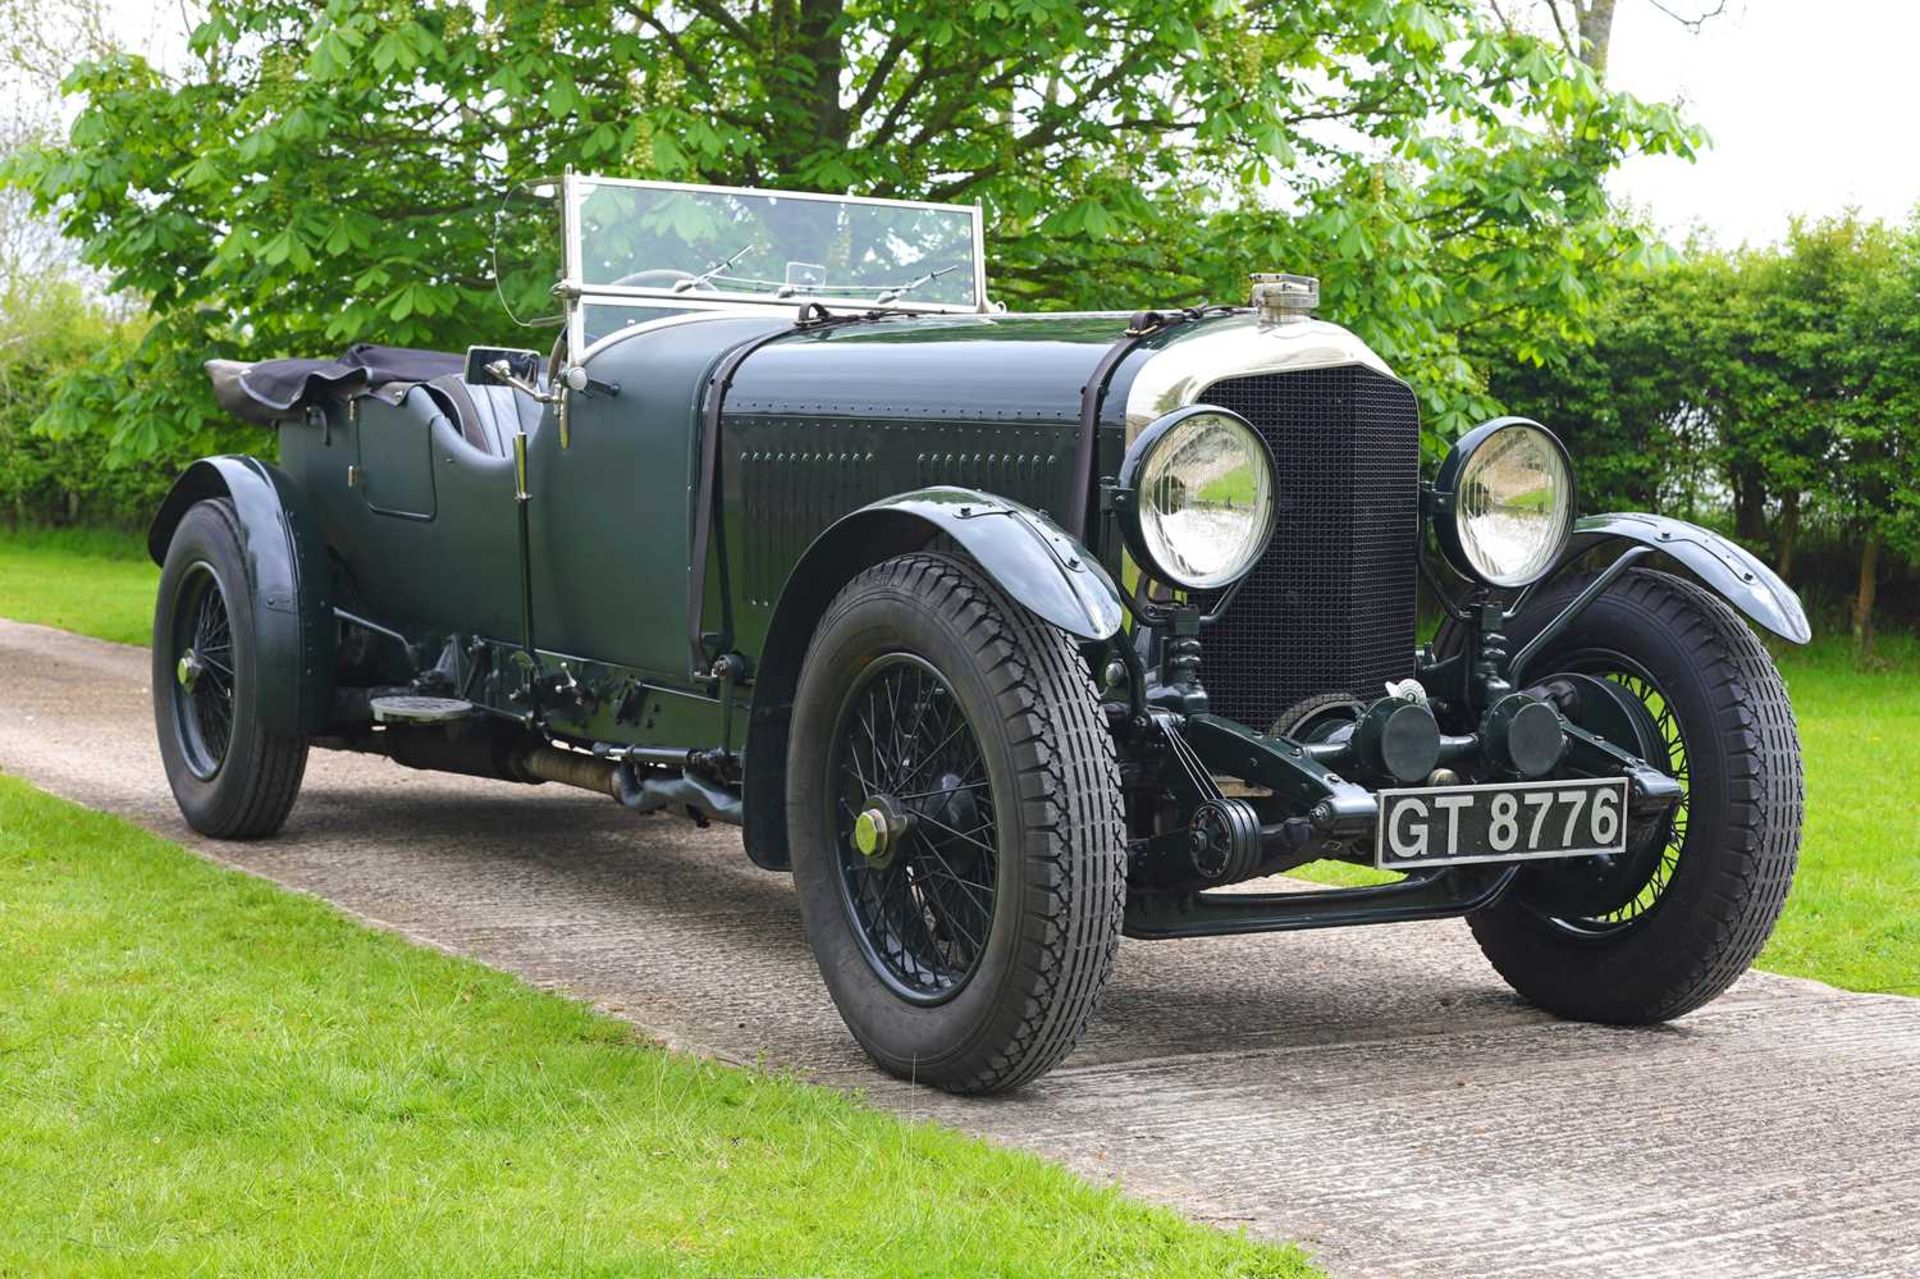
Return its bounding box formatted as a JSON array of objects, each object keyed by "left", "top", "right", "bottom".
[{"left": 2, "top": 616, "right": 1915, "bottom": 1277}]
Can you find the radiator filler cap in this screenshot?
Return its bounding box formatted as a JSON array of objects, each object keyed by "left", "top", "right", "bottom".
[{"left": 1250, "top": 273, "right": 1319, "bottom": 323}]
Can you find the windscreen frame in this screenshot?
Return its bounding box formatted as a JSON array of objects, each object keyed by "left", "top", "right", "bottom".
[{"left": 559, "top": 172, "right": 989, "bottom": 344}]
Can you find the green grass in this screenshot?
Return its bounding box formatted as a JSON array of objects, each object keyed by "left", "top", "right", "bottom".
[
  {"left": 1193, "top": 469, "right": 1258, "bottom": 506},
  {"left": 0, "top": 773, "right": 1310, "bottom": 1276},
  {"left": 1762, "top": 634, "right": 1920, "bottom": 994},
  {"left": 0, "top": 525, "right": 156, "bottom": 645}
]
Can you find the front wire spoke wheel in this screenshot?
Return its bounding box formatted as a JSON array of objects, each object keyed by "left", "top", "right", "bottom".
[
  {"left": 830, "top": 654, "right": 997, "bottom": 1004},
  {"left": 1460, "top": 567, "right": 1800, "bottom": 1026},
  {"left": 171, "top": 562, "right": 238, "bottom": 780},
  {"left": 787, "top": 552, "right": 1125, "bottom": 1093},
  {"left": 152, "top": 498, "right": 309, "bottom": 839},
  {"left": 1552, "top": 656, "right": 1690, "bottom": 933}
]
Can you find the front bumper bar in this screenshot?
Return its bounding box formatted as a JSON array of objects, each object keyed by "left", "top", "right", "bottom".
[{"left": 1121, "top": 709, "right": 1685, "bottom": 940}]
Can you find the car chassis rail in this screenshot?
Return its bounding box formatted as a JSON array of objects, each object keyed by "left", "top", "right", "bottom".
[{"left": 1124, "top": 863, "right": 1519, "bottom": 939}]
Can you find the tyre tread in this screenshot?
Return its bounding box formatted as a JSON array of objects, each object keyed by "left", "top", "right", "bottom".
[
  {"left": 156, "top": 498, "right": 308, "bottom": 840},
  {"left": 806, "top": 552, "right": 1124, "bottom": 1093},
  {"left": 1468, "top": 568, "right": 1801, "bottom": 1022}
]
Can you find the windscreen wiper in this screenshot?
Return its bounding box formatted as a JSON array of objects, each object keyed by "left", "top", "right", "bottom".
[
  {"left": 874, "top": 264, "right": 959, "bottom": 304},
  {"left": 673, "top": 241, "right": 757, "bottom": 292}
]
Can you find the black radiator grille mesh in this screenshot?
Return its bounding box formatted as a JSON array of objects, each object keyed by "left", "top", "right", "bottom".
[{"left": 1195, "top": 365, "right": 1421, "bottom": 730}]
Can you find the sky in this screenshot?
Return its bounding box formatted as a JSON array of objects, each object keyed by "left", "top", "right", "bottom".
[
  {"left": 85, "top": 0, "right": 1920, "bottom": 250},
  {"left": 1605, "top": 0, "right": 1920, "bottom": 246}
]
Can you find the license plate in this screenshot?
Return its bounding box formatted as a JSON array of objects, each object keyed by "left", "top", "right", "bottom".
[{"left": 1374, "top": 777, "right": 1629, "bottom": 870}]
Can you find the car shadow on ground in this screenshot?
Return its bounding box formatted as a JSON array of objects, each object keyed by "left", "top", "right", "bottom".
[{"left": 267, "top": 772, "right": 1564, "bottom": 1075}]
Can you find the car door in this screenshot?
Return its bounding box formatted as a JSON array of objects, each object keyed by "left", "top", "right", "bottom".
[{"left": 354, "top": 387, "right": 438, "bottom": 520}]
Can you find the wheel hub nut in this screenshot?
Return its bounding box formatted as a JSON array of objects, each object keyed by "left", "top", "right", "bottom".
[
  {"left": 853, "top": 807, "right": 890, "bottom": 857},
  {"left": 176, "top": 650, "right": 203, "bottom": 690},
  {"left": 850, "top": 796, "right": 912, "bottom": 862}
]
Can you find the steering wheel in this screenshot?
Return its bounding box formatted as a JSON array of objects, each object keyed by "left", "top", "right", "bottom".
[{"left": 605, "top": 268, "right": 718, "bottom": 292}]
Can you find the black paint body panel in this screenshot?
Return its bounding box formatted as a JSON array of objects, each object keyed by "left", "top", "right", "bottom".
[
  {"left": 263, "top": 311, "right": 1144, "bottom": 745},
  {"left": 717, "top": 312, "right": 1134, "bottom": 657}
]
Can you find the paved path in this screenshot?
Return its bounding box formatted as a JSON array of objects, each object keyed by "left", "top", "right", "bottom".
[{"left": 2, "top": 617, "right": 1915, "bottom": 1277}]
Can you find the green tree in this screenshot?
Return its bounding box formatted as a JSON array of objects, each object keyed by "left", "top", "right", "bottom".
[
  {"left": 1483, "top": 251, "right": 1723, "bottom": 515},
  {"left": 1732, "top": 215, "right": 1911, "bottom": 652},
  {"left": 1487, "top": 212, "right": 1920, "bottom": 654},
  {"left": 0, "top": 53, "right": 209, "bottom": 525},
  {"left": 1825, "top": 216, "right": 1920, "bottom": 652},
  {"left": 7, "top": 0, "right": 1697, "bottom": 459},
  {"left": 0, "top": 248, "right": 165, "bottom": 526}
]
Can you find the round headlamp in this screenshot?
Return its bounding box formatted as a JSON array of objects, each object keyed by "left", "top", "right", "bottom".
[
  {"left": 1434, "top": 417, "right": 1575, "bottom": 588},
  {"left": 1118, "top": 405, "right": 1277, "bottom": 590}
]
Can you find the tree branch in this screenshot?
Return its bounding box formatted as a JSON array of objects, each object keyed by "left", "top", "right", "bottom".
[
  {"left": 635, "top": 13, "right": 722, "bottom": 97},
  {"left": 847, "top": 31, "right": 910, "bottom": 122},
  {"left": 860, "top": 45, "right": 939, "bottom": 153},
  {"left": 681, "top": 0, "right": 756, "bottom": 46},
  {"left": 1643, "top": 0, "right": 1729, "bottom": 33},
  {"left": 993, "top": 53, "right": 1144, "bottom": 162},
  {"left": 899, "top": 59, "right": 1021, "bottom": 155},
  {"left": 1543, "top": 0, "right": 1576, "bottom": 58}
]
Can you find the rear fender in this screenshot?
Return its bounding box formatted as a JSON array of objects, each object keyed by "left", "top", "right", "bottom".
[
  {"left": 149, "top": 456, "right": 335, "bottom": 732},
  {"left": 741, "top": 486, "right": 1124, "bottom": 871},
  {"left": 1564, "top": 512, "right": 1810, "bottom": 644}
]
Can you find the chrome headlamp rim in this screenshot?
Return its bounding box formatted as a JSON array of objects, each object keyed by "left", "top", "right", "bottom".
[
  {"left": 1433, "top": 416, "right": 1577, "bottom": 589},
  {"left": 1117, "top": 404, "right": 1278, "bottom": 592}
]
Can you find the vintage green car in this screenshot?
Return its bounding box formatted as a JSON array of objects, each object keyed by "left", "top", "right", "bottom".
[{"left": 151, "top": 176, "right": 1808, "bottom": 1093}]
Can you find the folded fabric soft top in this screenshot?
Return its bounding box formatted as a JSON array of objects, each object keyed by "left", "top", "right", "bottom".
[{"left": 206, "top": 342, "right": 465, "bottom": 427}]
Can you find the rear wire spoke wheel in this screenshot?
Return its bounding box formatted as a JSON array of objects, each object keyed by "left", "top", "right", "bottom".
[
  {"left": 788, "top": 552, "right": 1125, "bottom": 1093},
  {"left": 170, "top": 563, "right": 237, "bottom": 778},
  {"left": 1461, "top": 568, "right": 1801, "bottom": 1024},
  {"left": 153, "top": 498, "right": 308, "bottom": 839}
]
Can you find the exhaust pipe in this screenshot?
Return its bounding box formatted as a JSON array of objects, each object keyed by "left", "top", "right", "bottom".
[
  {"left": 518, "top": 744, "right": 742, "bottom": 827},
  {"left": 378, "top": 731, "right": 741, "bottom": 827},
  {"left": 516, "top": 743, "right": 620, "bottom": 796}
]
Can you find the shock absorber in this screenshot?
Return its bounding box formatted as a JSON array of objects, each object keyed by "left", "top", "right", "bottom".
[{"left": 1157, "top": 607, "right": 1207, "bottom": 714}]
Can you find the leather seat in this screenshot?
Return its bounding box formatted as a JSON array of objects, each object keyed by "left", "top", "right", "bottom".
[{"left": 427, "top": 375, "right": 542, "bottom": 457}]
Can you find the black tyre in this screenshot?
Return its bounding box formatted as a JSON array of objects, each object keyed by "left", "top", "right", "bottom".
[
  {"left": 1465, "top": 568, "right": 1801, "bottom": 1023},
  {"left": 153, "top": 499, "right": 308, "bottom": 838},
  {"left": 787, "top": 552, "right": 1126, "bottom": 1093}
]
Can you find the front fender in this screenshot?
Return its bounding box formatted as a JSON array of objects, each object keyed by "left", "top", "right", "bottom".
[
  {"left": 148, "top": 456, "right": 335, "bottom": 732},
  {"left": 1567, "top": 513, "right": 1810, "bottom": 644},
  {"left": 830, "top": 488, "right": 1126, "bottom": 642},
  {"left": 741, "top": 486, "right": 1122, "bottom": 872}
]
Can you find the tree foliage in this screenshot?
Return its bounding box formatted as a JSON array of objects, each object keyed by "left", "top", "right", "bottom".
[
  {"left": 0, "top": 77, "right": 209, "bottom": 526},
  {"left": 7, "top": 0, "right": 1697, "bottom": 459},
  {"left": 0, "top": 267, "right": 174, "bottom": 527},
  {"left": 1487, "top": 213, "right": 1920, "bottom": 651}
]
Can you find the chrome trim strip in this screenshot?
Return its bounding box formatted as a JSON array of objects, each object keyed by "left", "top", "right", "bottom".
[
  {"left": 572, "top": 282, "right": 981, "bottom": 314},
  {"left": 574, "top": 307, "right": 761, "bottom": 364},
  {"left": 573, "top": 173, "right": 978, "bottom": 215}
]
